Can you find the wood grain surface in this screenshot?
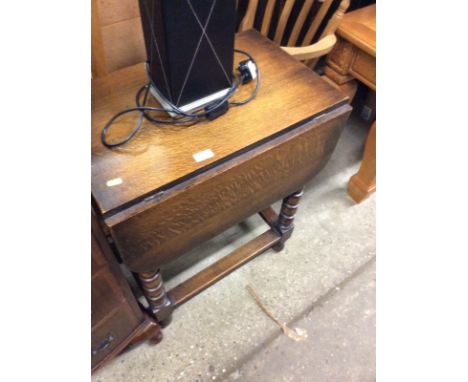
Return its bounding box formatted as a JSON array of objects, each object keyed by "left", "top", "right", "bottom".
[
  {"left": 337, "top": 3, "right": 375, "bottom": 57},
  {"left": 348, "top": 120, "right": 376, "bottom": 202},
  {"left": 92, "top": 30, "right": 348, "bottom": 216},
  {"left": 324, "top": 4, "right": 376, "bottom": 202},
  {"left": 106, "top": 107, "right": 350, "bottom": 271},
  {"left": 91, "top": 210, "right": 162, "bottom": 372}
]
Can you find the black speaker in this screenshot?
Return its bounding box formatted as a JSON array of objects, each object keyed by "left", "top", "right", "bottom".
[{"left": 138, "top": 0, "right": 236, "bottom": 112}]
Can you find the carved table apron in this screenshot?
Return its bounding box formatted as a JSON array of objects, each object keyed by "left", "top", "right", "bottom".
[{"left": 92, "top": 30, "right": 351, "bottom": 325}]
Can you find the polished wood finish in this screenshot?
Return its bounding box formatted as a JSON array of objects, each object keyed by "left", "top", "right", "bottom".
[
  {"left": 240, "top": 0, "right": 350, "bottom": 64},
  {"left": 92, "top": 31, "right": 348, "bottom": 216},
  {"left": 127, "top": 318, "right": 163, "bottom": 347},
  {"left": 274, "top": 188, "right": 304, "bottom": 250},
  {"left": 91, "top": 0, "right": 107, "bottom": 78},
  {"left": 274, "top": 0, "right": 295, "bottom": 44},
  {"left": 137, "top": 270, "right": 172, "bottom": 324},
  {"left": 348, "top": 121, "right": 375, "bottom": 202},
  {"left": 302, "top": 0, "right": 334, "bottom": 46},
  {"left": 325, "top": 39, "right": 357, "bottom": 85},
  {"left": 106, "top": 109, "right": 349, "bottom": 272},
  {"left": 325, "top": 4, "right": 376, "bottom": 90},
  {"left": 278, "top": 189, "right": 303, "bottom": 233},
  {"left": 324, "top": 4, "right": 376, "bottom": 202},
  {"left": 92, "top": 31, "right": 351, "bottom": 327},
  {"left": 91, "top": 211, "right": 162, "bottom": 373},
  {"left": 259, "top": 206, "right": 279, "bottom": 228},
  {"left": 287, "top": 0, "right": 315, "bottom": 46},
  {"left": 334, "top": 3, "right": 376, "bottom": 56}
]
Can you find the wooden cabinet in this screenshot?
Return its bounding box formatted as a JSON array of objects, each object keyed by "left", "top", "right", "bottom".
[
  {"left": 350, "top": 50, "right": 376, "bottom": 88},
  {"left": 324, "top": 4, "right": 376, "bottom": 202},
  {"left": 91, "top": 212, "right": 162, "bottom": 373}
]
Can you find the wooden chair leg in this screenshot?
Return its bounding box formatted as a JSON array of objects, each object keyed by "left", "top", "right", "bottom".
[
  {"left": 348, "top": 121, "right": 376, "bottom": 203},
  {"left": 138, "top": 270, "right": 173, "bottom": 326},
  {"left": 273, "top": 188, "right": 304, "bottom": 251}
]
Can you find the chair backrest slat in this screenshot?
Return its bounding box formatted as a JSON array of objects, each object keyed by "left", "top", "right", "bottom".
[
  {"left": 93, "top": 0, "right": 349, "bottom": 77},
  {"left": 302, "top": 0, "right": 334, "bottom": 45},
  {"left": 320, "top": 0, "right": 349, "bottom": 38},
  {"left": 261, "top": 0, "right": 277, "bottom": 35},
  {"left": 273, "top": 0, "right": 295, "bottom": 44},
  {"left": 287, "top": 0, "right": 315, "bottom": 46},
  {"left": 242, "top": 0, "right": 345, "bottom": 48},
  {"left": 241, "top": 0, "right": 259, "bottom": 31}
]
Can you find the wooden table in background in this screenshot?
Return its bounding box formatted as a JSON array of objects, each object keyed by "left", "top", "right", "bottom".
[
  {"left": 324, "top": 4, "right": 376, "bottom": 203},
  {"left": 92, "top": 31, "right": 351, "bottom": 337}
]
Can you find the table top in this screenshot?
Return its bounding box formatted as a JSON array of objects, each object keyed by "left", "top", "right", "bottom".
[
  {"left": 92, "top": 30, "right": 347, "bottom": 216},
  {"left": 337, "top": 4, "right": 376, "bottom": 57}
]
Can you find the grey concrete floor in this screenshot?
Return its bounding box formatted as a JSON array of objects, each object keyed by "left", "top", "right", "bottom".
[
  {"left": 232, "top": 259, "right": 375, "bottom": 382},
  {"left": 93, "top": 114, "right": 376, "bottom": 382}
]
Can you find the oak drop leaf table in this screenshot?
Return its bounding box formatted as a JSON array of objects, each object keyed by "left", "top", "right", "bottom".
[{"left": 92, "top": 30, "right": 351, "bottom": 327}]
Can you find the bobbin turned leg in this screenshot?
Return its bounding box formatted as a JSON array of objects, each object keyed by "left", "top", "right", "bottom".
[
  {"left": 138, "top": 270, "right": 173, "bottom": 326},
  {"left": 274, "top": 188, "right": 304, "bottom": 251}
]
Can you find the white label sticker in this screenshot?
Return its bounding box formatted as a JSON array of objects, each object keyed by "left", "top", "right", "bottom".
[
  {"left": 247, "top": 60, "right": 257, "bottom": 79},
  {"left": 106, "top": 177, "right": 123, "bottom": 187},
  {"left": 193, "top": 149, "right": 214, "bottom": 163}
]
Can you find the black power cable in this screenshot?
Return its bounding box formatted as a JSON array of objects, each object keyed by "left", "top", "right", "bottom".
[{"left": 101, "top": 49, "right": 260, "bottom": 149}]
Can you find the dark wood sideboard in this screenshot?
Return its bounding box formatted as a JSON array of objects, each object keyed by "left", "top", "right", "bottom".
[{"left": 92, "top": 211, "right": 162, "bottom": 372}]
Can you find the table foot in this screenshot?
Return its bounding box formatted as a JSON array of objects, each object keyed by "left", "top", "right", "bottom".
[
  {"left": 273, "top": 189, "right": 304, "bottom": 251},
  {"left": 348, "top": 121, "right": 376, "bottom": 203},
  {"left": 127, "top": 316, "right": 163, "bottom": 348},
  {"left": 147, "top": 326, "right": 164, "bottom": 345},
  {"left": 138, "top": 270, "right": 173, "bottom": 325}
]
